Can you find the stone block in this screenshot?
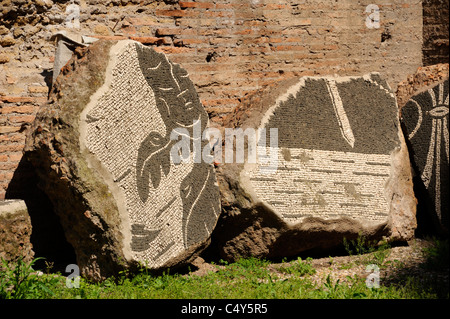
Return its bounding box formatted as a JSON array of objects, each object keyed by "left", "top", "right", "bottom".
[
  {"left": 214, "top": 73, "right": 417, "bottom": 261},
  {"left": 401, "top": 78, "right": 449, "bottom": 236},
  {"left": 0, "top": 200, "right": 34, "bottom": 263},
  {"left": 24, "top": 39, "right": 221, "bottom": 281}
]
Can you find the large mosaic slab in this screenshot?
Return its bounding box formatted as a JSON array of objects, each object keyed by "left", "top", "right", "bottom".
[
  {"left": 214, "top": 73, "right": 417, "bottom": 261},
  {"left": 24, "top": 40, "right": 220, "bottom": 280},
  {"left": 401, "top": 79, "right": 449, "bottom": 235},
  {"left": 81, "top": 40, "right": 220, "bottom": 266},
  {"left": 246, "top": 75, "right": 399, "bottom": 224}
]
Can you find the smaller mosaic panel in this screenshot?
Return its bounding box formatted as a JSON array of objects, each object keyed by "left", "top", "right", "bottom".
[{"left": 401, "top": 79, "right": 449, "bottom": 232}]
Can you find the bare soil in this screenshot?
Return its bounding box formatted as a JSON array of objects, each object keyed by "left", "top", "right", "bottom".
[{"left": 189, "top": 238, "right": 449, "bottom": 289}]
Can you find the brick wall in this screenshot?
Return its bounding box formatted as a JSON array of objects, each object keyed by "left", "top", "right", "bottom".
[
  {"left": 422, "top": 0, "right": 449, "bottom": 66},
  {"left": 0, "top": 0, "right": 426, "bottom": 200}
]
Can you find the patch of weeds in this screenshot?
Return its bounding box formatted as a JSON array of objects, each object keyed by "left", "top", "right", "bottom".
[
  {"left": 315, "top": 274, "right": 369, "bottom": 299},
  {"left": 343, "top": 234, "right": 391, "bottom": 267},
  {"left": 279, "top": 257, "right": 316, "bottom": 276},
  {"left": 422, "top": 238, "right": 449, "bottom": 271},
  {"left": 0, "top": 257, "right": 61, "bottom": 299},
  {"left": 343, "top": 234, "right": 376, "bottom": 256},
  {"left": 384, "top": 259, "right": 406, "bottom": 269},
  {"left": 328, "top": 256, "right": 334, "bottom": 266},
  {"left": 368, "top": 241, "right": 391, "bottom": 267},
  {"left": 338, "top": 261, "right": 356, "bottom": 270}
]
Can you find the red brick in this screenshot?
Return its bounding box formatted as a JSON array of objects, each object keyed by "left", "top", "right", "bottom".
[
  {"left": 204, "top": 106, "right": 235, "bottom": 114},
  {"left": 264, "top": 3, "right": 288, "bottom": 9},
  {"left": 8, "top": 96, "right": 46, "bottom": 104},
  {"left": 155, "top": 9, "right": 199, "bottom": 18},
  {"left": 121, "top": 26, "right": 137, "bottom": 35},
  {"left": 0, "top": 96, "right": 35, "bottom": 103},
  {"left": 203, "top": 10, "right": 233, "bottom": 18},
  {"left": 179, "top": 2, "right": 215, "bottom": 9},
  {"left": 174, "top": 38, "right": 204, "bottom": 47},
  {"left": 215, "top": 3, "right": 234, "bottom": 9},
  {"left": 155, "top": 28, "right": 183, "bottom": 36},
  {"left": 233, "top": 29, "right": 254, "bottom": 36},
  {"left": 0, "top": 171, "right": 14, "bottom": 180},
  {"left": 153, "top": 47, "right": 195, "bottom": 54},
  {"left": 242, "top": 20, "right": 268, "bottom": 27},
  {"left": 202, "top": 98, "right": 240, "bottom": 107},
  {"left": 89, "top": 35, "right": 128, "bottom": 41},
  {"left": 0, "top": 162, "right": 19, "bottom": 170},
  {"left": 129, "top": 36, "right": 169, "bottom": 45},
  {"left": 233, "top": 11, "right": 260, "bottom": 19},
  {"left": 1, "top": 105, "right": 36, "bottom": 114},
  {"left": 242, "top": 37, "right": 268, "bottom": 45},
  {"left": 246, "top": 71, "right": 281, "bottom": 79},
  {"left": 28, "top": 86, "right": 49, "bottom": 94},
  {"left": 8, "top": 153, "right": 22, "bottom": 162},
  {"left": 128, "top": 17, "right": 158, "bottom": 26},
  {"left": 309, "top": 44, "right": 339, "bottom": 51},
  {"left": 0, "top": 144, "right": 25, "bottom": 152},
  {"left": 9, "top": 134, "right": 25, "bottom": 143},
  {"left": 271, "top": 45, "right": 308, "bottom": 52},
  {"left": 0, "top": 126, "right": 20, "bottom": 134},
  {"left": 8, "top": 115, "right": 35, "bottom": 124}
]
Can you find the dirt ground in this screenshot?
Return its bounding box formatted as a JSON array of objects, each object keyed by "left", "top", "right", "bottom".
[{"left": 189, "top": 238, "right": 449, "bottom": 289}]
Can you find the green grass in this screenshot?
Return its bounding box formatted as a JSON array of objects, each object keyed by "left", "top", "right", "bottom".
[
  {"left": 422, "top": 238, "right": 449, "bottom": 270},
  {"left": 278, "top": 257, "right": 316, "bottom": 276},
  {"left": 1, "top": 239, "right": 448, "bottom": 299},
  {"left": 0, "top": 257, "right": 60, "bottom": 299}
]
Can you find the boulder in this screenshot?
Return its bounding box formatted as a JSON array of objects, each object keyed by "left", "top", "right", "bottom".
[
  {"left": 0, "top": 200, "right": 34, "bottom": 264},
  {"left": 213, "top": 73, "right": 417, "bottom": 261},
  {"left": 23, "top": 40, "right": 221, "bottom": 281},
  {"left": 401, "top": 79, "right": 449, "bottom": 236}
]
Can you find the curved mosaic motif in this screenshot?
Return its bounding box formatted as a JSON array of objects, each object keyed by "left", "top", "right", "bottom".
[
  {"left": 402, "top": 79, "right": 449, "bottom": 232},
  {"left": 82, "top": 41, "right": 220, "bottom": 267}
]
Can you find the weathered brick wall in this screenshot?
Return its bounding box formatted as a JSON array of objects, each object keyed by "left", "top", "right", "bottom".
[
  {"left": 422, "top": 0, "right": 449, "bottom": 66},
  {"left": 0, "top": 0, "right": 425, "bottom": 200}
]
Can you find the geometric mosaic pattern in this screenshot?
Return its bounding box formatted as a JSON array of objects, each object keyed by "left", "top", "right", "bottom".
[
  {"left": 247, "top": 74, "right": 400, "bottom": 225},
  {"left": 401, "top": 79, "right": 449, "bottom": 233}
]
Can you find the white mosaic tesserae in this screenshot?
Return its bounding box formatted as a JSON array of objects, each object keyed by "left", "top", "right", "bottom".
[{"left": 81, "top": 41, "right": 220, "bottom": 268}]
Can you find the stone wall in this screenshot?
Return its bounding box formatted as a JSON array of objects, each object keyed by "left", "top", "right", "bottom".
[
  {"left": 0, "top": 200, "right": 34, "bottom": 263},
  {"left": 422, "top": 0, "right": 449, "bottom": 66},
  {"left": 0, "top": 0, "right": 428, "bottom": 200}
]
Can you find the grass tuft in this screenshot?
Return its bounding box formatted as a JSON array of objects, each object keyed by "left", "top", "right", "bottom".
[{"left": 1, "top": 238, "right": 447, "bottom": 299}]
